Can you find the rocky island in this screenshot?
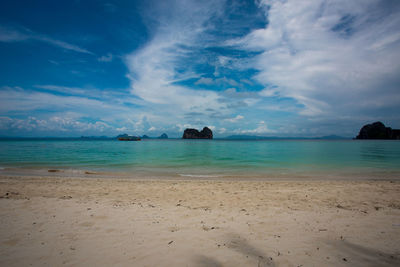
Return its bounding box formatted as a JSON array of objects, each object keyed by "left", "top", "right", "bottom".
[
  {"left": 182, "top": 127, "right": 213, "bottom": 139},
  {"left": 356, "top": 121, "right": 400, "bottom": 139},
  {"left": 158, "top": 133, "right": 168, "bottom": 139},
  {"left": 117, "top": 134, "right": 141, "bottom": 141},
  {"left": 140, "top": 133, "right": 168, "bottom": 139}
]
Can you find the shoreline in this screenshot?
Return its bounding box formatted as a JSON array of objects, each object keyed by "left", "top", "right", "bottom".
[
  {"left": 1, "top": 175, "right": 400, "bottom": 266},
  {"left": 1, "top": 167, "right": 400, "bottom": 182}
]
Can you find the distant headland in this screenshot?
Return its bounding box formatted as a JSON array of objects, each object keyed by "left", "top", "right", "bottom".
[
  {"left": 182, "top": 127, "right": 213, "bottom": 139},
  {"left": 356, "top": 121, "right": 400, "bottom": 140},
  {"left": 140, "top": 133, "right": 168, "bottom": 139}
]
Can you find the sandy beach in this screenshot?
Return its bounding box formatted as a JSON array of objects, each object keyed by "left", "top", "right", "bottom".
[{"left": 1, "top": 175, "right": 400, "bottom": 266}]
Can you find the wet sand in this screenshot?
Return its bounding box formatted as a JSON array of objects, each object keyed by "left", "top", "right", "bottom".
[{"left": 1, "top": 175, "right": 400, "bottom": 266}]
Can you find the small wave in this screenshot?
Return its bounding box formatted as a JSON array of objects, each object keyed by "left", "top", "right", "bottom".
[{"left": 179, "top": 174, "right": 224, "bottom": 178}]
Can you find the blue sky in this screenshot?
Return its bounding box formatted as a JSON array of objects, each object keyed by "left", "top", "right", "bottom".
[{"left": 0, "top": 0, "right": 400, "bottom": 137}]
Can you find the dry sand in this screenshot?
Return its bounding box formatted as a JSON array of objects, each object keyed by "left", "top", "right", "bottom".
[{"left": 1, "top": 175, "right": 400, "bottom": 266}]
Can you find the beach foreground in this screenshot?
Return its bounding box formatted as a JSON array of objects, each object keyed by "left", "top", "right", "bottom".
[{"left": 1, "top": 176, "right": 400, "bottom": 266}]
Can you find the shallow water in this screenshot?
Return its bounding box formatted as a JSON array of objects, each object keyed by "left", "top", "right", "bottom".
[{"left": 0, "top": 139, "right": 399, "bottom": 179}]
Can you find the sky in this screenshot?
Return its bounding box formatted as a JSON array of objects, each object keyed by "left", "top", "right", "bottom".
[{"left": 0, "top": 0, "right": 400, "bottom": 137}]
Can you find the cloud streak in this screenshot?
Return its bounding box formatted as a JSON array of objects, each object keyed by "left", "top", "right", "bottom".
[
  {"left": 0, "top": 25, "right": 93, "bottom": 54},
  {"left": 125, "top": 0, "right": 231, "bottom": 120}
]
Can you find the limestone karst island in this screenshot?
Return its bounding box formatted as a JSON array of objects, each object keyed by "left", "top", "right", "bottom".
[
  {"left": 356, "top": 121, "right": 400, "bottom": 140},
  {"left": 182, "top": 127, "right": 213, "bottom": 139}
]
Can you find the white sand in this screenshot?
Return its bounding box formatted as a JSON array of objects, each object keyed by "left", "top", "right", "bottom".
[{"left": 1, "top": 175, "right": 400, "bottom": 266}]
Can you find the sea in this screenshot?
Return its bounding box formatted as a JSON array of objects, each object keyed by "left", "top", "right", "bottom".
[{"left": 0, "top": 139, "right": 400, "bottom": 180}]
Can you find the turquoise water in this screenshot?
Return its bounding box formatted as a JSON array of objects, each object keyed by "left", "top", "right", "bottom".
[{"left": 0, "top": 139, "right": 400, "bottom": 179}]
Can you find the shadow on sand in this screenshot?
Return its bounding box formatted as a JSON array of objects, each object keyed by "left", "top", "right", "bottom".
[
  {"left": 328, "top": 239, "right": 400, "bottom": 266},
  {"left": 193, "top": 255, "right": 223, "bottom": 267},
  {"left": 193, "top": 232, "right": 275, "bottom": 267}
]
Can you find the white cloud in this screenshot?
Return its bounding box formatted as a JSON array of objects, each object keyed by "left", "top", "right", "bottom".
[
  {"left": 0, "top": 87, "right": 106, "bottom": 113},
  {"left": 98, "top": 53, "right": 113, "bottom": 62},
  {"left": 225, "top": 115, "right": 244, "bottom": 123},
  {"left": 126, "top": 38, "right": 223, "bottom": 111},
  {"left": 240, "top": 79, "right": 253, "bottom": 85},
  {"left": 213, "top": 56, "right": 233, "bottom": 77},
  {"left": 116, "top": 127, "right": 128, "bottom": 132},
  {"left": 175, "top": 123, "right": 215, "bottom": 132},
  {"left": 0, "top": 26, "right": 28, "bottom": 42},
  {"left": 0, "top": 116, "right": 112, "bottom": 133},
  {"left": 259, "top": 88, "right": 277, "bottom": 97},
  {"left": 125, "top": 0, "right": 231, "bottom": 122},
  {"left": 234, "top": 120, "right": 275, "bottom": 135},
  {"left": 0, "top": 86, "right": 153, "bottom": 135},
  {"left": 234, "top": 0, "right": 400, "bottom": 120},
  {"left": 218, "top": 127, "right": 226, "bottom": 134},
  {"left": 0, "top": 25, "right": 93, "bottom": 54},
  {"left": 195, "top": 77, "right": 214, "bottom": 85},
  {"left": 34, "top": 85, "right": 87, "bottom": 95},
  {"left": 195, "top": 77, "right": 239, "bottom": 87},
  {"left": 176, "top": 123, "right": 197, "bottom": 132},
  {"left": 48, "top": 60, "right": 60, "bottom": 65}
]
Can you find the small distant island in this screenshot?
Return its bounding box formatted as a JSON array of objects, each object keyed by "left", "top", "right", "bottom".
[
  {"left": 356, "top": 121, "right": 400, "bottom": 140},
  {"left": 158, "top": 133, "right": 168, "bottom": 139},
  {"left": 117, "top": 134, "right": 141, "bottom": 141},
  {"left": 224, "top": 134, "right": 347, "bottom": 140},
  {"left": 141, "top": 133, "right": 168, "bottom": 139},
  {"left": 117, "top": 133, "right": 168, "bottom": 141},
  {"left": 182, "top": 127, "right": 213, "bottom": 139}
]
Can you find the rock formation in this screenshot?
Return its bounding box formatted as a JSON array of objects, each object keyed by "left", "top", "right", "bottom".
[
  {"left": 116, "top": 134, "right": 129, "bottom": 139},
  {"left": 117, "top": 133, "right": 141, "bottom": 141},
  {"left": 182, "top": 127, "right": 213, "bottom": 139},
  {"left": 158, "top": 133, "right": 168, "bottom": 139},
  {"left": 356, "top": 121, "right": 400, "bottom": 140}
]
